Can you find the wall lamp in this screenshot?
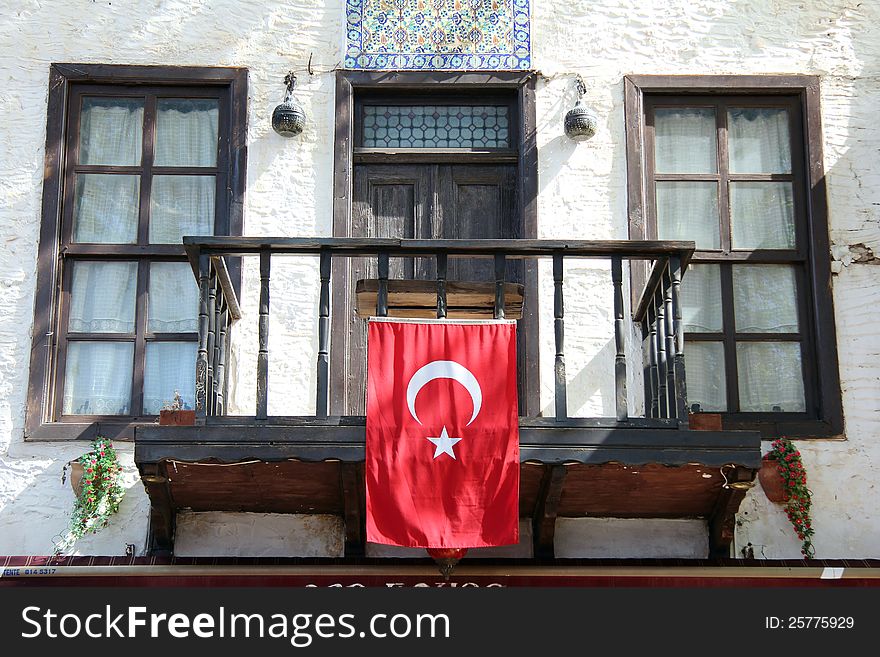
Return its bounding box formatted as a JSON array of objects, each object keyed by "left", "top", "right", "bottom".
[
  {"left": 564, "top": 76, "right": 599, "bottom": 142},
  {"left": 272, "top": 71, "right": 306, "bottom": 138}
]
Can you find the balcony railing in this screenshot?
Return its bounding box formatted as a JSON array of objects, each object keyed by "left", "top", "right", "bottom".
[{"left": 184, "top": 237, "right": 694, "bottom": 428}]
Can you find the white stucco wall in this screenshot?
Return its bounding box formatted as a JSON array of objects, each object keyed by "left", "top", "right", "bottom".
[{"left": 0, "top": 0, "right": 877, "bottom": 558}]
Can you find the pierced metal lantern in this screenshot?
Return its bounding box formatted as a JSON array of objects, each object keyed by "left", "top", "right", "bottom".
[
  {"left": 272, "top": 72, "right": 306, "bottom": 138},
  {"left": 426, "top": 547, "right": 468, "bottom": 580},
  {"left": 564, "top": 77, "right": 599, "bottom": 142}
]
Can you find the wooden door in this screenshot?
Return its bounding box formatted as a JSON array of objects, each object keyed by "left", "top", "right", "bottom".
[{"left": 334, "top": 163, "right": 520, "bottom": 415}]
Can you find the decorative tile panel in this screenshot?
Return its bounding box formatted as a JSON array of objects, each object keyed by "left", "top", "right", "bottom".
[
  {"left": 345, "top": 0, "right": 531, "bottom": 70},
  {"left": 362, "top": 105, "right": 511, "bottom": 148}
]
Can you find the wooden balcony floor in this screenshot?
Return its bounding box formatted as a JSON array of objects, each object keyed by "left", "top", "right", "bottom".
[{"left": 135, "top": 418, "right": 761, "bottom": 559}]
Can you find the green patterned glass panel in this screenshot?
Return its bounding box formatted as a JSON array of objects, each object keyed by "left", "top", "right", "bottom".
[{"left": 362, "top": 105, "right": 510, "bottom": 148}]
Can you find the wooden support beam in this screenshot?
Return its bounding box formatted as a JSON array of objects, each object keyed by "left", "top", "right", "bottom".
[
  {"left": 532, "top": 465, "right": 567, "bottom": 559},
  {"left": 140, "top": 463, "right": 175, "bottom": 557},
  {"left": 341, "top": 462, "right": 365, "bottom": 557},
  {"left": 708, "top": 466, "right": 757, "bottom": 558}
]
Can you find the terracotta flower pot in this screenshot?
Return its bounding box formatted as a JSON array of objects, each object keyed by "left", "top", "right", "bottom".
[
  {"left": 758, "top": 458, "right": 788, "bottom": 503},
  {"left": 69, "top": 461, "right": 84, "bottom": 498},
  {"left": 159, "top": 409, "right": 196, "bottom": 426},
  {"left": 689, "top": 412, "right": 722, "bottom": 431}
]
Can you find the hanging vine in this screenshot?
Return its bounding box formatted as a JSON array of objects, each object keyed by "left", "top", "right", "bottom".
[{"left": 53, "top": 437, "right": 125, "bottom": 556}]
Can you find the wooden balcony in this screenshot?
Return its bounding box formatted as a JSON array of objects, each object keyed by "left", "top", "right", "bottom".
[{"left": 135, "top": 238, "right": 761, "bottom": 559}]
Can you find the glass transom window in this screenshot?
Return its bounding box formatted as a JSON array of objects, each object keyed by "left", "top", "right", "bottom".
[{"left": 362, "top": 105, "right": 511, "bottom": 148}]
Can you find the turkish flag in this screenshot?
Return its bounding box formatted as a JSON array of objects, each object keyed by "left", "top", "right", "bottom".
[{"left": 366, "top": 318, "right": 519, "bottom": 548}]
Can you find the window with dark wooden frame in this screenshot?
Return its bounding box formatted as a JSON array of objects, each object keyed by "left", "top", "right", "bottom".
[
  {"left": 625, "top": 76, "right": 843, "bottom": 438},
  {"left": 26, "top": 65, "right": 247, "bottom": 441}
]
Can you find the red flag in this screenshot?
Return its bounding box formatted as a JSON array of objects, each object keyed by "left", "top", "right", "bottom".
[{"left": 366, "top": 318, "right": 519, "bottom": 548}]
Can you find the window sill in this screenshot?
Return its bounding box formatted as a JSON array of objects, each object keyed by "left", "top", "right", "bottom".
[
  {"left": 25, "top": 419, "right": 159, "bottom": 442},
  {"left": 717, "top": 416, "right": 844, "bottom": 440}
]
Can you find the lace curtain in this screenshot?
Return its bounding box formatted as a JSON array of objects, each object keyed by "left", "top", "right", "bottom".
[
  {"left": 149, "top": 262, "right": 199, "bottom": 333},
  {"left": 68, "top": 262, "right": 137, "bottom": 333},
  {"left": 143, "top": 342, "right": 198, "bottom": 414},
  {"left": 155, "top": 99, "right": 218, "bottom": 167},
  {"left": 63, "top": 342, "right": 133, "bottom": 415},
  {"left": 79, "top": 98, "right": 143, "bottom": 166}
]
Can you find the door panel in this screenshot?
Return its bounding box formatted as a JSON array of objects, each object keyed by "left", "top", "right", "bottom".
[
  {"left": 437, "top": 165, "right": 517, "bottom": 281},
  {"left": 345, "top": 165, "right": 431, "bottom": 413},
  {"left": 337, "top": 163, "right": 519, "bottom": 415}
]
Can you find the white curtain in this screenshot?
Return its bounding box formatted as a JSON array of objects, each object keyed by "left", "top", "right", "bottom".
[
  {"left": 62, "top": 342, "right": 133, "bottom": 415},
  {"left": 733, "top": 265, "right": 799, "bottom": 333},
  {"left": 728, "top": 108, "right": 791, "bottom": 174},
  {"left": 73, "top": 174, "right": 140, "bottom": 244},
  {"left": 656, "top": 181, "right": 720, "bottom": 249},
  {"left": 149, "top": 175, "right": 215, "bottom": 243},
  {"left": 79, "top": 98, "right": 143, "bottom": 166},
  {"left": 68, "top": 261, "right": 137, "bottom": 333},
  {"left": 654, "top": 108, "right": 716, "bottom": 174},
  {"left": 149, "top": 262, "right": 199, "bottom": 332},
  {"left": 685, "top": 342, "right": 727, "bottom": 412},
  {"left": 737, "top": 342, "right": 806, "bottom": 412},
  {"left": 680, "top": 264, "right": 722, "bottom": 333},
  {"left": 154, "top": 99, "right": 219, "bottom": 167},
  {"left": 143, "top": 342, "right": 198, "bottom": 414},
  {"left": 731, "top": 182, "right": 795, "bottom": 249}
]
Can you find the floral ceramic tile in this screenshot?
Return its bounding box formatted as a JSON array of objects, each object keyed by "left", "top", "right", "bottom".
[{"left": 345, "top": 0, "right": 531, "bottom": 70}]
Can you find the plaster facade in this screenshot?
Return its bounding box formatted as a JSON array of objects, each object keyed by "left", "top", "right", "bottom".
[{"left": 0, "top": 0, "right": 877, "bottom": 558}]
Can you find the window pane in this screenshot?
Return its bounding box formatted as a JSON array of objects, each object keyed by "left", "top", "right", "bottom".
[
  {"left": 144, "top": 342, "right": 198, "bottom": 414},
  {"left": 73, "top": 174, "right": 140, "bottom": 244},
  {"left": 656, "top": 181, "right": 720, "bottom": 249},
  {"left": 733, "top": 265, "right": 799, "bottom": 333},
  {"left": 155, "top": 99, "right": 219, "bottom": 167},
  {"left": 681, "top": 264, "right": 722, "bottom": 332},
  {"left": 149, "top": 175, "right": 215, "bottom": 243},
  {"left": 79, "top": 97, "right": 143, "bottom": 166},
  {"left": 737, "top": 342, "right": 805, "bottom": 412},
  {"left": 362, "top": 105, "right": 510, "bottom": 148},
  {"left": 728, "top": 108, "right": 791, "bottom": 173},
  {"left": 730, "top": 182, "right": 795, "bottom": 249},
  {"left": 685, "top": 342, "right": 727, "bottom": 412},
  {"left": 149, "top": 262, "right": 199, "bottom": 333},
  {"left": 62, "top": 342, "right": 133, "bottom": 415},
  {"left": 68, "top": 261, "right": 137, "bottom": 333},
  {"left": 654, "top": 108, "right": 716, "bottom": 173}
]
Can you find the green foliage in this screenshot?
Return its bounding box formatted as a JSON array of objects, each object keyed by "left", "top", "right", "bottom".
[
  {"left": 765, "top": 438, "right": 814, "bottom": 558},
  {"left": 54, "top": 437, "right": 125, "bottom": 556}
]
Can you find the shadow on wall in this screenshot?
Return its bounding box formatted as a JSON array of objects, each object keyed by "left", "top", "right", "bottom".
[
  {"left": 541, "top": 338, "right": 617, "bottom": 418},
  {"left": 0, "top": 451, "right": 150, "bottom": 556}
]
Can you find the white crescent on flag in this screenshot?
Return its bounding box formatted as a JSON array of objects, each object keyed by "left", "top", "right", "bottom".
[{"left": 405, "top": 360, "right": 482, "bottom": 426}]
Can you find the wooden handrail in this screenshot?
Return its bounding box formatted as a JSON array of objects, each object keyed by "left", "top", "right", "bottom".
[{"left": 184, "top": 236, "right": 695, "bottom": 426}]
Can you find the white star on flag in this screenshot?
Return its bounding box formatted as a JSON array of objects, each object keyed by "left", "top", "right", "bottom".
[{"left": 427, "top": 426, "right": 462, "bottom": 460}]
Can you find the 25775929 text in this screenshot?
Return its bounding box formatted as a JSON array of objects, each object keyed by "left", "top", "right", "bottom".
[{"left": 765, "top": 616, "right": 855, "bottom": 630}]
